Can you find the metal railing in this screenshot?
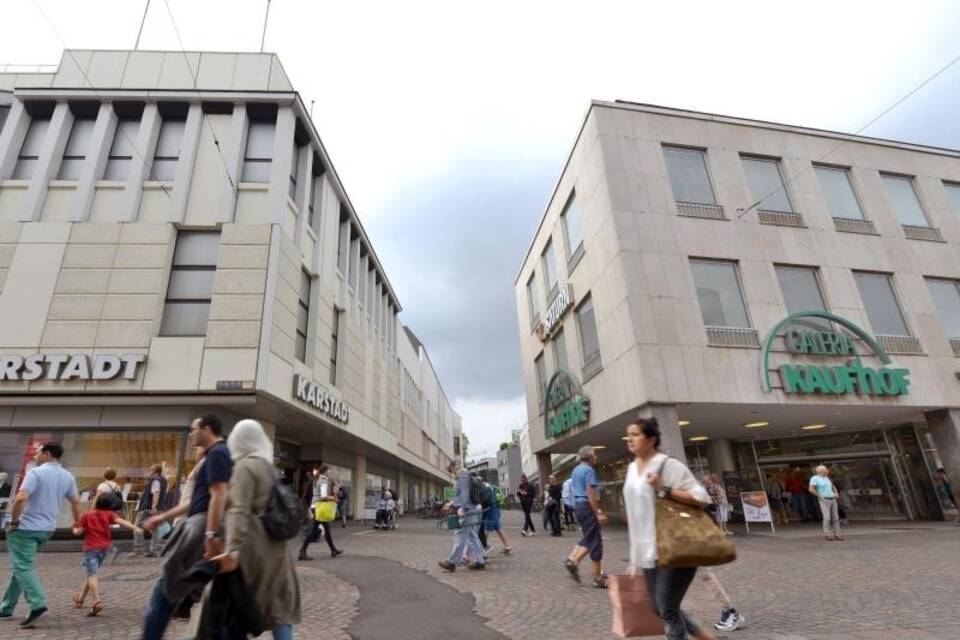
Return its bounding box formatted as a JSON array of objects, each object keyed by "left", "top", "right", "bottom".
[
  {"left": 758, "top": 210, "right": 805, "bottom": 227},
  {"left": 833, "top": 217, "right": 878, "bottom": 235},
  {"left": 676, "top": 202, "right": 726, "bottom": 220},
  {"left": 902, "top": 225, "right": 945, "bottom": 242},
  {"left": 877, "top": 335, "right": 923, "bottom": 355},
  {"left": 706, "top": 326, "right": 760, "bottom": 348}
]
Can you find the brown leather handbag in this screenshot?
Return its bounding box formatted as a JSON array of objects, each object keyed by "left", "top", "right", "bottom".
[{"left": 654, "top": 458, "right": 737, "bottom": 568}]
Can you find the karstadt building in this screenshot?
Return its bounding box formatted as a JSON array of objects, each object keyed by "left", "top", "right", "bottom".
[
  {"left": 515, "top": 101, "right": 960, "bottom": 523},
  {"left": 0, "top": 49, "right": 457, "bottom": 528}
]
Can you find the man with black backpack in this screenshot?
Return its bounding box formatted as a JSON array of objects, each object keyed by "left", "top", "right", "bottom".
[{"left": 437, "top": 460, "right": 485, "bottom": 572}]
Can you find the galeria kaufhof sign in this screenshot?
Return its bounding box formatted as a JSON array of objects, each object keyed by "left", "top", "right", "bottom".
[
  {"left": 544, "top": 368, "right": 591, "bottom": 438},
  {"left": 760, "top": 311, "right": 910, "bottom": 396}
]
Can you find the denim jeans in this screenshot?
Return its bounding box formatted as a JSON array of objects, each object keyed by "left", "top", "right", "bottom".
[
  {"left": 141, "top": 576, "right": 176, "bottom": 640},
  {"left": 0, "top": 529, "right": 52, "bottom": 614},
  {"left": 643, "top": 566, "right": 702, "bottom": 640},
  {"left": 447, "top": 508, "right": 485, "bottom": 565},
  {"left": 272, "top": 623, "right": 294, "bottom": 640}
]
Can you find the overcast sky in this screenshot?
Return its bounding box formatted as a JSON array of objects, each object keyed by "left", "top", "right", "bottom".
[{"left": 3, "top": 1, "right": 960, "bottom": 459}]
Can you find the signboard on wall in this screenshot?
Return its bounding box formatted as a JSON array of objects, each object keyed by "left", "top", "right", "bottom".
[
  {"left": 536, "top": 285, "right": 574, "bottom": 342},
  {"left": 293, "top": 374, "right": 350, "bottom": 424},
  {"left": 760, "top": 311, "right": 911, "bottom": 397},
  {"left": 544, "top": 369, "right": 590, "bottom": 439},
  {"left": 0, "top": 354, "right": 145, "bottom": 381}
]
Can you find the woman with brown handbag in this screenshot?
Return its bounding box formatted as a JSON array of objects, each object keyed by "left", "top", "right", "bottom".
[{"left": 623, "top": 418, "right": 716, "bottom": 640}]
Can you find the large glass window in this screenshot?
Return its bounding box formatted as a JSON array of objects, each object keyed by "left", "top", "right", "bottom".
[
  {"left": 742, "top": 156, "right": 792, "bottom": 212},
  {"left": 241, "top": 121, "right": 274, "bottom": 183},
  {"left": 296, "top": 269, "right": 312, "bottom": 363},
  {"left": 289, "top": 143, "right": 301, "bottom": 201},
  {"left": 58, "top": 117, "right": 95, "bottom": 180},
  {"left": 881, "top": 174, "right": 928, "bottom": 227},
  {"left": 775, "top": 265, "right": 827, "bottom": 315},
  {"left": 526, "top": 272, "right": 541, "bottom": 322},
  {"left": 0, "top": 105, "right": 9, "bottom": 136},
  {"left": 561, "top": 192, "right": 584, "bottom": 258},
  {"left": 943, "top": 182, "right": 960, "bottom": 216},
  {"left": 104, "top": 119, "right": 139, "bottom": 181},
  {"left": 925, "top": 278, "right": 960, "bottom": 338},
  {"left": 663, "top": 147, "right": 717, "bottom": 205},
  {"left": 160, "top": 231, "right": 220, "bottom": 336},
  {"left": 853, "top": 272, "right": 910, "bottom": 336},
  {"left": 553, "top": 327, "right": 569, "bottom": 374},
  {"left": 150, "top": 118, "right": 185, "bottom": 182},
  {"left": 534, "top": 352, "right": 547, "bottom": 408},
  {"left": 329, "top": 307, "right": 342, "bottom": 385},
  {"left": 541, "top": 240, "right": 558, "bottom": 298},
  {"left": 690, "top": 259, "right": 750, "bottom": 328},
  {"left": 577, "top": 295, "right": 601, "bottom": 366},
  {"left": 13, "top": 116, "right": 50, "bottom": 179},
  {"left": 814, "top": 166, "right": 864, "bottom": 220}
]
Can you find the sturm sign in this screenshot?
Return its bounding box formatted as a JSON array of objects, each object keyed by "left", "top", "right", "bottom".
[
  {"left": 536, "top": 285, "right": 573, "bottom": 342},
  {"left": 293, "top": 374, "right": 350, "bottom": 424},
  {"left": 0, "top": 353, "right": 145, "bottom": 381},
  {"left": 544, "top": 368, "right": 590, "bottom": 439},
  {"left": 760, "top": 311, "right": 911, "bottom": 397}
]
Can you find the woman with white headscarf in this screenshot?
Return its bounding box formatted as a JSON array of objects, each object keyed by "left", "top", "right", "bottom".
[{"left": 213, "top": 419, "right": 301, "bottom": 639}]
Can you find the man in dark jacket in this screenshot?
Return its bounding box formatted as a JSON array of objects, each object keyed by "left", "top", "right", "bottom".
[{"left": 134, "top": 464, "right": 168, "bottom": 557}]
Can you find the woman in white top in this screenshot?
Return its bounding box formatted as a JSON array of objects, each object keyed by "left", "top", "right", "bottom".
[{"left": 623, "top": 418, "right": 715, "bottom": 640}]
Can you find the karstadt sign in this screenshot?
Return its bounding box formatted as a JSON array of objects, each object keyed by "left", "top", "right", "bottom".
[
  {"left": 0, "top": 353, "right": 146, "bottom": 381},
  {"left": 293, "top": 374, "right": 350, "bottom": 424}
]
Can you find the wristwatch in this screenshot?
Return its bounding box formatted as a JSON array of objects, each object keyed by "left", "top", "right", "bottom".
[
  {"left": 657, "top": 485, "right": 673, "bottom": 499},
  {"left": 204, "top": 531, "right": 218, "bottom": 540}
]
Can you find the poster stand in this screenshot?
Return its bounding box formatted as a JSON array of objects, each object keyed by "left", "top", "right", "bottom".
[{"left": 741, "top": 491, "right": 775, "bottom": 535}]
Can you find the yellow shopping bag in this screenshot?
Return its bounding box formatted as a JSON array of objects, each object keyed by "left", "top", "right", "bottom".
[{"left": 314, "top": 501, "right": 337, "bottom": 522}]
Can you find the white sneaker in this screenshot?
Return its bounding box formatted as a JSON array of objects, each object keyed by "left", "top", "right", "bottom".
[
  {"left": 714, "top": 608, "right": 735, "bottom": 631},
  {"left": 729, "top": 612, "right": 746, "bottom": 630}
]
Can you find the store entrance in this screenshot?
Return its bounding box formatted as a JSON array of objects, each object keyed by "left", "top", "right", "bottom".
[{"left": 762, "top": 455, "right": 910, "bottom": 522}]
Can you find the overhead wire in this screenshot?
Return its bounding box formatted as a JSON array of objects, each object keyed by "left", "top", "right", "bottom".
[{"left": 737, "top": 50, "right": 960, "bottom": 219}]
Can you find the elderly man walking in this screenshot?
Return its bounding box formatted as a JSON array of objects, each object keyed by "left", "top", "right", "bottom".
[
  {"left": 564, "top": 446, "right": 608, "bottom": 588},
  {"left": 809, "top": 464, "right": 842, "bottom": 541},
  {"left": 438, "top": 460, "right": 485, "bottom": 572},
  {"left": 1, "top": 442, "right": 81, "bottom": 629}
]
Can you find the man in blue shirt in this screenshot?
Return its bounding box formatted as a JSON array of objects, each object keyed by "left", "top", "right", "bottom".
[
  {"left": 1, "top": 442, "right": 80, "bottom": 629},
  {"left": 564, "top": 446, "right": 608, "bottom": 588},
  {"left": 809, "top": 464, "right": 842, "bottom": 541}
]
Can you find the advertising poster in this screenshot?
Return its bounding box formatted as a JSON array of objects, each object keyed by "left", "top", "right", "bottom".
[{"left": 741, "top": 491, "right": 772, "bottom": 523}]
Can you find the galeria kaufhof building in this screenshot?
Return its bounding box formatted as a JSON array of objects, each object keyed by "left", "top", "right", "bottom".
[
  {"left": 0, "top": 50, "right": 460, "bottom": 530},
  {"left": 515, "top": 101, "right": 960, "bottom": 523}
]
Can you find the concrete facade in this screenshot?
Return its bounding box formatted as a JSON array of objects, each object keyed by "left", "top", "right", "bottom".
[
  {"left": 0, "top": 50, "right": 455, "bottom": 525},
  {"left": 515, "top": 101, "right": 960, "bottom": 520}
]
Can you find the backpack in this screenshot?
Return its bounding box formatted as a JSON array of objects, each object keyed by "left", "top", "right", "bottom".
[
  {"left": 481, "top": 483, "right": 495, "bottom": 509},
  {"left": 261, "top": 475, "right": 304, "bottom": 541},
  {"left": 102, "top": 482, "right": 124, "bottom": 513},
  {"left": 468, "top": 474, "right": 484, "bottom": 506}
]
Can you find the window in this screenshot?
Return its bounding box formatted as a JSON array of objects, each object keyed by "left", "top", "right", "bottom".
[
  {"left": 814, "top": 166, "right": 864, "bottom": 220},
  {"left": 690, "top": 259, "right": 750, "bottom": 328},
  {"left": 308, "top": 171, "right": 323, "bottom": 232},
  {"left": 775, "top": 265, "right": 827, "bottom": 315},
  {"left": 0, "top": 106, "right": 9, "bottom": 136},
  {"left": 289, "top": 144, "right": 301, "bottom": 201},
  {"left": 881, "top": 174, "right": 928, "bottom": 227},
  {"left": 241, "top": 121, "right": 274, "bottom": 182},
  {"left": 553, "top": 327, "right": 569, "bottom": 374},
  {"left": 742, "top": 156, "right": 792, "bottom": 212},
  {"left": 576, "top": 295, "right": 601, "bottom": 366},
  {"left": 925, "top": 278, "right": 960, "bottom": 338},
  {"left": 561, "top": 192, "right": 584, "bottom": 258},
  {"left": 160, "top": 231, "right": 220, "bottom": 336},
  {"left": 58, "top": 117, "right": 95, "bottom": 180},
  {"left": 534, "top": 353, "right": 547, "bottom": 409},
  {"left": 943, "top": 182, "right": 960, "bottom": 215},
  {"left": 103, "top": 119, "right": 139, "bottom": 181},
  {"left": 663, "top": 147, "right": 716, "bottom": 205},
  {"left": 295, "top": 269, "right": 312, "bottom": 362},
  {"left": 853, "top": 272, "right": 909, "bottom": 336},
  {"left": 526, "top": 272, "right": 541, "bottom": 322},
  {"left": 150, "top": 119, "right": 185, "bottom": 182},
  {"left": 541, "top": 240, "right": 558, "bottom": 299},
  {"left": 13, "top": 116, "right": 50, "bottom": 179},
  {"left": 329, "top": 307, "right": 342, "bottom": 385},
  {"left": 336, "top": 217, "right": 349, "bottom": 275}
]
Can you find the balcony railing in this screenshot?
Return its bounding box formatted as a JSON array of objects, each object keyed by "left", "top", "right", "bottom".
[
  {"left": 877, "top": 335, "right": 923, "bottom": 355},
  {"left": 833, "top": 217, "right": 878, "bottom": 235},
  {"left": 902, "top": 225, "right": 945, "bottom": 242},
  {"left": 706, "top": 326, "right": 760, "bottom": 348},
  {"left": 676, "top": 202, "right": 726, "bottom": 220},
  {"left": 758, "top": 210, "right": 805, "bottom": 228}
]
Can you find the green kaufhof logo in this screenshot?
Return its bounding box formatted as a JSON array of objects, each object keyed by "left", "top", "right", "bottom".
[
  {"left": 760, "top": 311, "right": 910, "bottom": 396},
  {"left": 544, "top": 369, "right": 591, "bottom": 438}
]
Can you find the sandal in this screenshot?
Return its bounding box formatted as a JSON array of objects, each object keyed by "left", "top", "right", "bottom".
[
  {"left": 88, "top": 601, "right": 103, "bottom": 617},
  {"left": 593, "top": 574, "right": 609, "bottom": 589},
  {"left": 563, "top": 559, "right": 580, "bottom": 583},
  {"left": 72, "top": 595, "right": 84, "bottom": 609}
]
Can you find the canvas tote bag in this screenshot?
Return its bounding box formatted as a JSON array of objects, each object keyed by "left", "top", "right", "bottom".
[
  {"left": 609, "top": 574, "right": 663, "bottom": 637},
  {"left": 654, "top": 458, "right": 737, "bottom": 568}
]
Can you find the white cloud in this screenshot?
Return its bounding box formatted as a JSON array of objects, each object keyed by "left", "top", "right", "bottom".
[{"left": 453, "top": 395, "right": 527, "bottom": 462}]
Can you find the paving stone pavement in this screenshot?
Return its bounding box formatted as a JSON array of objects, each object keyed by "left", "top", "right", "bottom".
[{"left": 0, "top": 511, "right": 958, "bottom": 639}]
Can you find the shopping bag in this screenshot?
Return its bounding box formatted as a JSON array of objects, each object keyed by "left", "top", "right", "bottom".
[
  {"left": 314, "top": 501, "right": 337, "bottom": 522},
  {"left": 609, "top": 574, "right": 663, "bottom": 637}
]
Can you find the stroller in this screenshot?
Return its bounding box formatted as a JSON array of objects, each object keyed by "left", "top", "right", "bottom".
[{"left": 373, "top": 491, "right": 398, "bottom": 530}]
